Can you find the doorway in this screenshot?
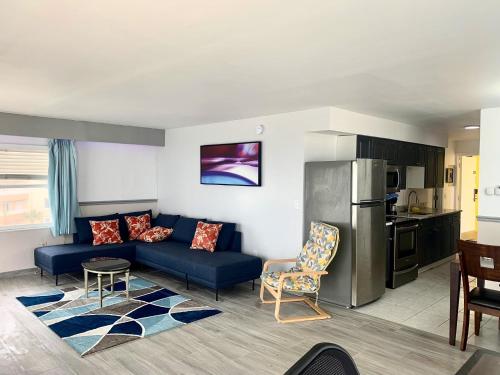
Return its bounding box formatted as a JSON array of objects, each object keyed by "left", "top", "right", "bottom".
[{"left": 459, "top": 155, "right": 479, "bottom": 240}]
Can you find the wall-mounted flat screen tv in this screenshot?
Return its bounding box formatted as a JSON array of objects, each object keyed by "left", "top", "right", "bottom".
[{"left": 200, "top": 141, "right": 261, "bottom": 186}]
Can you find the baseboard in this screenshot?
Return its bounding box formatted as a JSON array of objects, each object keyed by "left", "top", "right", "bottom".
[
  {"left": 418, "top": 255, "right": 456, "bottom": 274},
  {"left": 0, "top": 267, "right": 38, "bottom": 279}
]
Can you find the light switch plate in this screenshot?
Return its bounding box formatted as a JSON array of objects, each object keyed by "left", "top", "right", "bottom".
[{"left": 486, "top": 187, "right": 494, "bottom": 196}]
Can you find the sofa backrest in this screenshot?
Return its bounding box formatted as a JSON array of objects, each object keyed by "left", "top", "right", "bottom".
[
  {"left": 228, "top": 231, "right": 242, "bottom": 253},
  {"left": 73, "top": 212, "right": 242, "bottom": 252}
]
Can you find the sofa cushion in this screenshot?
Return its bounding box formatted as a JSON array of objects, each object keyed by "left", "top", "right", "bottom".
[
  {"left": 74, "top": 213, "right": 119, "bottom": 244},
  {"left": 190, "top": 222, "right": 222, "bottom": 252},
  {"left": 125, "top": 213, "right": 151, "bottom": 240},
  {"left": 135, "top": 242, "right": 262, "bottom": 287},
  {"left": 153, "top": 213, "right": 180, "bottom": 228},
  {"left": 207, "top": 221, "right": 236, "bottom": 251},
  {"left": 171, "top": 217, "right": 206, "bottom": 243},
  {"left": 118, "top": 209, "right": 152, "bottom": 241},
  {"left": 138, "top": 226, "right": 173, "bottom": 243},
  {"left": 90, "top": 219, "right": 123, "bottom": 245},
  {"left": 35, "top": 242, "right": 137, "bottom": 275}
]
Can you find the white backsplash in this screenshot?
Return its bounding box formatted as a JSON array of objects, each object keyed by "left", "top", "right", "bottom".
[{"left": 396, "top": 188, "right": 435, "bottom": 208}]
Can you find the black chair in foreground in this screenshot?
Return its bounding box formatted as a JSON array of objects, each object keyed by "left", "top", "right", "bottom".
[{"left": 285, "top": 343, "right": 360, "bottom": 375}]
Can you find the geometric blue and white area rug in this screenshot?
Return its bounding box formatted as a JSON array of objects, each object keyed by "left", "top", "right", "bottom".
[{"left": 16, "top": 276, "right": 221, "bottom": 356}]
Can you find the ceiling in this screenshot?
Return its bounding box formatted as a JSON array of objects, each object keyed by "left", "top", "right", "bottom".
[{"left": 1, "top": 1, "right": 499, "bottom": 140}]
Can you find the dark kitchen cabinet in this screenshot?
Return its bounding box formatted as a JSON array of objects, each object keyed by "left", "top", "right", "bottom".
[
  {"left": 418, "top": 219, "right": 432, "bottom": 267},
  {"left": 424, "top": 146, "right": 436, "bottom": 188},
  {"left": 439, "top": 215, "right": 451, "bottom": 260},
  {"left": 417, "top": 213, "right": 461, "bottom": 268},
  {"left": 370, "top": 138, "right": 386, "bottom": 160},
  {"left": 435, "top": 148, "right": 445, "bottom": 188},
  {"left": 385, "top": 140, "right": 399, "bottom": 165},
  {"left": 450, "top": 213, "right": 461, "bottom": 254},
  {"left": 359, "top": 137, "right": 399, "bottom": 164},
  {"left": 415, "top": 145, "right": 426, "bottom": 167},
  {"left": 400, "top": 142, "right": 425, "bottom": 166},
  {"left": 355, "top": 135, "right": 445, "bottom": 188},
  {"left": 357, "top": 136, "right": 371, "bottom": 158}
]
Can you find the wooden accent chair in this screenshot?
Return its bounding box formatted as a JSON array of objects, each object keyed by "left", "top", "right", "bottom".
[
  {"left": 260, "top": 222, "right": 340, "bottom": 323},
  {"left": 458, "top": 240, "right": 500, "bottom": 351}
]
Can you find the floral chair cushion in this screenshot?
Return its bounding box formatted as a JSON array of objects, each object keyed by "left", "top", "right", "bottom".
[
  {"left": 296, "top": 222, "right": 339, "bottom": 271},
  {"left": 260, "top": 222, "right": 339, "bottom": 293},
  {"left": 261, "top": 267, "right": 319, "bottom": 293}
]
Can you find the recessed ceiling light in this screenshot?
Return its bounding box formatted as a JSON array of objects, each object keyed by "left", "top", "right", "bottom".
[{"left": 464, "top": 125, "right": 480, "bottom": 130}]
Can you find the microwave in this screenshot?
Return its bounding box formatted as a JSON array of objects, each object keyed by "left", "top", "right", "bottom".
[{"left": 387, "top": 165, "right": 404, "bottom": 193}]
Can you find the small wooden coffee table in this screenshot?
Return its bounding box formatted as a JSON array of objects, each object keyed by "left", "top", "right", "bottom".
[{"left": 81, "top": 257, "right": 131, "bottom": 307}]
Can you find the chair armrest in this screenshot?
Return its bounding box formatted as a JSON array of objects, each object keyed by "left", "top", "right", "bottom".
[{"left": 263, "top": 258, "right": 297, "bottom": 272}]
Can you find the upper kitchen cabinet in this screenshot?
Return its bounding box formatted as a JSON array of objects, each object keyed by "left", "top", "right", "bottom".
[
  {"left": 402, "top": 143, "right": 425, "bottom": 166},
  {"left": 354, "top": 135, "right": 445, "bottom": 188},
  {"left": 357, "top": 135, "right": 371, "bottom": 159},
  {"left": 356, "top": 136, "right": 399, "bottom": 164},
  {"left": 424, "top": 146, "right": 436, "bottom": 188},
  {"left": 435, "top": 148, "right": 445, "bottom": 188}
]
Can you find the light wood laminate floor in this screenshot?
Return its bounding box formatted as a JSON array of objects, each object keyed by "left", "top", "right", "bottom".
[{"left": 1, "top": 267, "right": 475, "bottom": 375}]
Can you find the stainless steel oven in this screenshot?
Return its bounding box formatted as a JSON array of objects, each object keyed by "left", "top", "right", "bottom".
[
  {"left": 386, "top": 165, "right": 403, "bottom": 193},
  {"left": 387, "top": 218, "right": 419, "bottom": 288}
]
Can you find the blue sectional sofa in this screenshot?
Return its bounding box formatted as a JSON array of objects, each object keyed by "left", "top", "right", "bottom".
[{"left": 34, "top": 213, "right": 262, "bottom": 300}]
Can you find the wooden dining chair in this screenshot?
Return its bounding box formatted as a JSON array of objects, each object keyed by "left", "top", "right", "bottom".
[
  {"left": 458, "top": 240, "right": 500, "bottom": 351},
  {"left": 259, "top": 221, "right": 340, "bottom": 323}
]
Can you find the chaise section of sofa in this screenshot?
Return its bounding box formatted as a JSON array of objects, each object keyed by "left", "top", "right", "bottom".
[
  {"left": 135, "top": 233, "right": 262, "bottom": 299},
  {"left": 34, "top": 242, "right": 137, "bottom": 285}
]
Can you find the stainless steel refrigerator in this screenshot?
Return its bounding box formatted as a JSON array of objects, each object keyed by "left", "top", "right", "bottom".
[{"left": 304, "top": 159, "right": 387, "bottom": 307}]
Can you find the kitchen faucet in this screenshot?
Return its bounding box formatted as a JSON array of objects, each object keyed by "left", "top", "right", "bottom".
[{"left": 407, "top": 190, "right": 419, "bottom": 212}]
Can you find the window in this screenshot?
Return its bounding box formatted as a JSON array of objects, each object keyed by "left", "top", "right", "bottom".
[{"left": 0, "top": 145, "right": 50, "bottom": 229}]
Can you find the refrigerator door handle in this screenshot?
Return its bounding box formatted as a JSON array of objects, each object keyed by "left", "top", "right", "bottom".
[{"left": 357, "top": 200, "right": 385, "bottom": 207}]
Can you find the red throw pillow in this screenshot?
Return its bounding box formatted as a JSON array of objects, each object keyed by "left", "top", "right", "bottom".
[
  {"left": 138, "top": 226, "right": 173, "bottom": 243},
  {"left": 89, "top": 219, "right": 123, "bottom": 246},
  {"left": 190, "top": 221, "right": 223, "bottom": 252},
  {"left": 125, "top": 214, "right": 151, "bottom": 240}
]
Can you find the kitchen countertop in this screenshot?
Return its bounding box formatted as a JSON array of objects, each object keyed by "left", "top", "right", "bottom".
[{"left": 393, "top": 208, "right": 461, "bottom": 220}]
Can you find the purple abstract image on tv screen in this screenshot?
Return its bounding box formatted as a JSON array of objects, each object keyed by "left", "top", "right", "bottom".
[{"left": 201, "top": 142, "right": 261, "bottom": 186}]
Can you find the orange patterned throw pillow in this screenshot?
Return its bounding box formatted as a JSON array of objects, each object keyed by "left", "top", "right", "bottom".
[
  {"left": 89, "top": 219, "right": 123, "bottom": 246},
  {"left": 125, "top": 214, "right": 151, "bottom": 240},
  {"left": 190, "top": 221, "right": 223, "bottom": 252},
  {"left": 138, "top": 226, "right": 173, "bottom": 243}
]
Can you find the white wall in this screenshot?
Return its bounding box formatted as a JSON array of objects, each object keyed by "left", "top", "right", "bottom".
[
  {"left": 157, "top": 106, "right": 447, "bottom": 260},
  {"left": 396, "top": 189, "right": 433, "bottom": 208},
  {"left": 455, "top": 139, "right": 480, "bottom": 155},
  {"left": 0, "top": 228, "right": 67, "bottom": 274},
  {"left": 304, "top": 132, "right": 337, "bottom": 161},
  {"left": 77, "top": 141, "right": 159, "bottom": 202},
  {"left": 478, "top": 108, "right": 500, "bottom": 244}
]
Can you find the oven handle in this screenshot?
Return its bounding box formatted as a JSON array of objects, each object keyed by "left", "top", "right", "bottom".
[{"left": 393, "top": 264, "right": 419, "bottom": 275}]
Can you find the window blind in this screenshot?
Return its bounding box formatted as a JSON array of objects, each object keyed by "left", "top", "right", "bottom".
[{"left": 0, "top": 148, "right": 48, "bottom": 176}]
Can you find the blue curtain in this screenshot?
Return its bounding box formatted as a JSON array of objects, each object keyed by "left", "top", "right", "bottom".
[{"left": 48, "top": 139, "right": 80, "bottom": 236}]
